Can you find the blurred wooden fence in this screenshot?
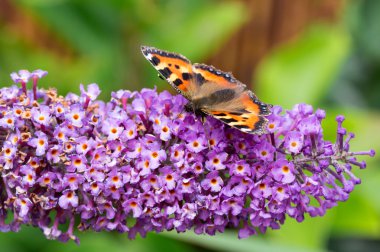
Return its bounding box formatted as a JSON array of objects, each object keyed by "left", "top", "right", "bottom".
[
  {"left": 207, "top": 0, "right": 343, "bottom": 87},
  {"left": 0, "top": 0, "right": 343, "bottom": 88}
]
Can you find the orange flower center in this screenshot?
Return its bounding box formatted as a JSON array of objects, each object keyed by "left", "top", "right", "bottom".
[
  {"left": 282, "top": 165, "right": 289, "bottom": 173},
  {"left": 144, "top": 160, "right": 150, "bottom": 168},
  {"left": 209, "top": 139, "right": 215, "bottom": 146},
  {"left": 24, "top": 111, "right": 31, "bottom": 118},
  {"left": 150, "top": 177, "right": 157, "bottom": 183},
  {"left": 68, "top": 177, "right": 76, "bottom": 183},
  {"left": 238, "top": 142, "right": 245, "bottom": 149}
]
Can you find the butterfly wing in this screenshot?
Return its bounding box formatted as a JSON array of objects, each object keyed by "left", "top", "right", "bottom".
[
  {"left": 141, "top": 46, "right": 199, "bottom": 100},
  {"left": 192, "top": 64, "right": 272, "bottom": 134},
  {"left": 141, "top": 46, "right": 272, "bottom": 135},
  {"left": 204, "top": 92, "right": 271, "bottom": 134}
]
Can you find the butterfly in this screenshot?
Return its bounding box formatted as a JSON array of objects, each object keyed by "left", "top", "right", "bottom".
[{"left": 141, "top": 46, "right": 272, "bottom": 134}]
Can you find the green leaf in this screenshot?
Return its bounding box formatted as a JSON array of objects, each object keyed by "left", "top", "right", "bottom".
[
  {"left": 331, "top": 190, "right": 380, "bottom": 237},
  {"left": 163, "top": 230, "right": 325, "bottom": 252},
  {"left": 143, "top": 1, "right": 247, "bottom": 62},
  {"left": 256, "top": 25, "right": 350, "bottom": 109},
  {"left": 0, "top": 226, "right": 197, "bottom": 252},
  {"left": 320, "top": 108, "right": 380, "bottom": 236},
  {"left": 267, "top": 214, "right": 333, "bottom": 250}
]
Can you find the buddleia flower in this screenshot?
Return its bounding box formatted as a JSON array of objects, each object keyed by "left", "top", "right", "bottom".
[{"left": 0, "top": 70, "right": 375, "bottom": 243}]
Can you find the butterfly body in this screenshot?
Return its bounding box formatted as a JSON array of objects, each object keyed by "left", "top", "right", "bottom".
[{"left": 141, "top": 46, "right": 272, "bottom": 134}]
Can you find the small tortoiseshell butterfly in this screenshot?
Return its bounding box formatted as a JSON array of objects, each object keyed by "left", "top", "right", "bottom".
[{"left": 141, "top": 46, "right": 272, "bottom": 134}]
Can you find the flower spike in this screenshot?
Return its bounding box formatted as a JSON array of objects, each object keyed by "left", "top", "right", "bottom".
[{"left": 0, "top": 70, "right": 374, "bottom": 243}]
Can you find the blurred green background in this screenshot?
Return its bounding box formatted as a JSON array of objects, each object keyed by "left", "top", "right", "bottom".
[{"left": 0, "top": 0, "right": 379, "bottom": 251}]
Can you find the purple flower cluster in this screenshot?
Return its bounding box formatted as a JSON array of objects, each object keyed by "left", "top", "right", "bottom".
[{"left": 0, "top": 70, "right": 375, "bottom": 243}]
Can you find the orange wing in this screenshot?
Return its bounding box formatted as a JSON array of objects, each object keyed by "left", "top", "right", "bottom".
[
  {"left": 141, "top": 46, "right": 198, "bottom": 100},
  {"left": 192, "top": 64, "right": 272, "bottom": 134},
  {"left": 206, "top": 92, "right": 271, "bottom": 134},
  {"left": 192, "top": 63, "right": 242, "bottom": 89}
]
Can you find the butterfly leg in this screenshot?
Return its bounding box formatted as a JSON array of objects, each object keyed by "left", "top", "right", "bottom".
[
  {"left": 200, "top": 114, "right": 207, "bottom": 124},
  {"left": 200, "top": 114, "right": 212, "bottom": 150},
  {"left": 184, "top": 102, "right": 211, "bottom": 149}
]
